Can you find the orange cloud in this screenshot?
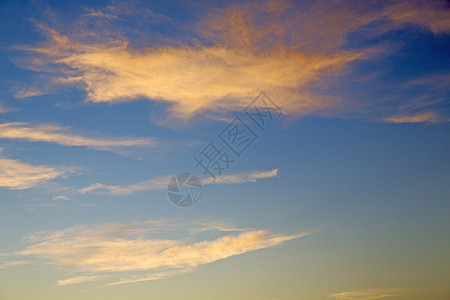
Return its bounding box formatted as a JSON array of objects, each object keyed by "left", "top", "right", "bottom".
[
  {"left": 26, "top": 30, "right": 360, "bottom": 120},
  {"left": 18, "top": 1, "right": 367, "bottom": 121},
  {"left": 16, "top": 0, "right": 450, "bottom": 122},
  {"left": 384, "top": 112, "right": 437, "bottom": 123},
  {"left": 0, "top": 157, "right": 70, "bottom": 190},
  {"left": 57, "top": 275, "right": 103, "bottom": 286},
  {"left": 0, "top": 122, "right": 157, "bottom": 153}
]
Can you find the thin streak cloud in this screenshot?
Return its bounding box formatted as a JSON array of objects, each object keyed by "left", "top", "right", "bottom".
[
  {"left": 202, "top": 168, "right": 279, "bottom": 185},
  {"left": 0, "top": 261, "right": 28, "bottom": 269},
  {"left": 384, "top": 112, "right": 437, "bottom": 123},
  {"left": 329, "top": 288, "right": 411, "bottom": 300},
  {"left": 57, "top": 275, "right": 103, "bottom": 286},
  {"left": 0, "top": 122, "right": 158, "bottom": 152},
  {"left": 189, "top": 220, "right": 248, "bottom": 234},
  {"left": 13, "top": 86, "right": 51, "bottom": 99},
  {"left": 79, "top": 169, "right": 279, "bottom": 195}
]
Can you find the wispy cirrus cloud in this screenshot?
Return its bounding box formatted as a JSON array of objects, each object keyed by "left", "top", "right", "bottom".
[
  {"left": 107, "top": 267, "right": 196, "bottom": 286},
  {"left": 3, "top": 219, "right": 314, "bottom": 286},
  {"left": 0, "top": 157, "right": 70, "bottom": 190},
  {"left": 0, "top": 101, "right": 13, "bottom": 113},
  {"left": 0, "top": 122, "right": 158, "bottom": 153},
  {"left": 57, "top": 275, "right": 103, "bottom": 286},
  {"left": 78, "top": 174, "right": 171, "bottom": 195},
  {"left": 329, "top": 288, "right": 411, "bottom": 300},
  {"left": 83, "top": 1, "right": 174, "bottom": 24},
  {"left": 50, "top": 195, "right": 70, "bottom": 201},
  {"left": 14, "top": 0, "right": 450, "bottom": 122},
  {"left": 384, "top": 112, "right": 438, "bottom": 123},
  {"left": 189, "top": 220, "right": 248, "bottom": 234},
  {"left": 13, "top": 85, "right": 51, "bottom": 99},
  {"left": 202, "top": 168, "right": 279, "bottom": 185},
  {"left": 0, "top": 261, "right": 28, "bottom": 269},
  {"left": 380, "top": 73, "right": 450, "bottom": 123},
  {"left": 79, "top": 168, "right": 279, "bottom": 195}
]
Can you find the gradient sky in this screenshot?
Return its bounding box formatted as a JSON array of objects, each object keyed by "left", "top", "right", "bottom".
[{"left": 0, "top": 0, "right": 449, "bottom": 299}]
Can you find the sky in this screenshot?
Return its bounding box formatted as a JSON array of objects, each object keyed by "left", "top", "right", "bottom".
[{"left": 0, "top": 0, "right": 449, "bottom": 299}]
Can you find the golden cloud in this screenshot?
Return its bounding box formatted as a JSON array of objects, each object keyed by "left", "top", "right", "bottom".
[
  {"left": 0, "top": 157, "right": 69, "bottom": 190},
  {"left": 0, "top": 122, "right": 157, "bottom": 153},
  {"left": 8, "top": 220, "right": 314, "bottom": 285},
  {"left": 15, "top": 0, "right": 450, "bottom": 122}
]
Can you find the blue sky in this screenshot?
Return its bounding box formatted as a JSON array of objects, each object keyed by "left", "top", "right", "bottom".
[{"left": 0, "top": 0, "right": 449, "bottom": 299}]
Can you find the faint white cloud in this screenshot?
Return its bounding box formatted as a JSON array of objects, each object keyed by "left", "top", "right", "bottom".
[
  {"left": 5, "top": 219, "right": 314, "bottom": 285},
  {"left": 329, "top": 288, "right": 411, "bottom": 300},
  {"left": 0, "top": 122, "right": 158, "bottom": 154},
  {"left": 190, "top": 220, "right": 248, "bottom": 234},
  {"left": 51, "top": 195, "right": 70, "bottom": 201},
  {"left": 0, "top": 157, "right": 70, "bottom": 190},
  {"left": 13, "top": 85, "right": 51, "bottom": 98},
  {"left": 107, "top": 267, "right": 196, "bottom": 285},
  {"left": 79, "top": 169, "right": 279, "bottom": 195},
  {"left": 0, "top": 261, "right": 28, "bottom": 269},
  {"left": 203, "top": 168, "right": 279, "bottom": 185},
  {"left": 402, "top": 73, "right": 450, "bottom": 91},
  {"left": 79, "top": 175, "right": 171, "bottom": 195},
  {"left": 0, "top": 214, "right": 15, "bottom": 222},
  {"left": 25, "top": 202, "right": 63, "bottom": 212}
]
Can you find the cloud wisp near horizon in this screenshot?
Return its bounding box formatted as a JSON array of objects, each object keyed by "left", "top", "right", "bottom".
[
  {"left": 14, "top": 0, "right": 450, "bottom": 123},
  {"left": 1, "top": 219, "right": 314, "bottom": 286},
  {"left": 329, "top": 288, "right": 412, "bottom": 300}
]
